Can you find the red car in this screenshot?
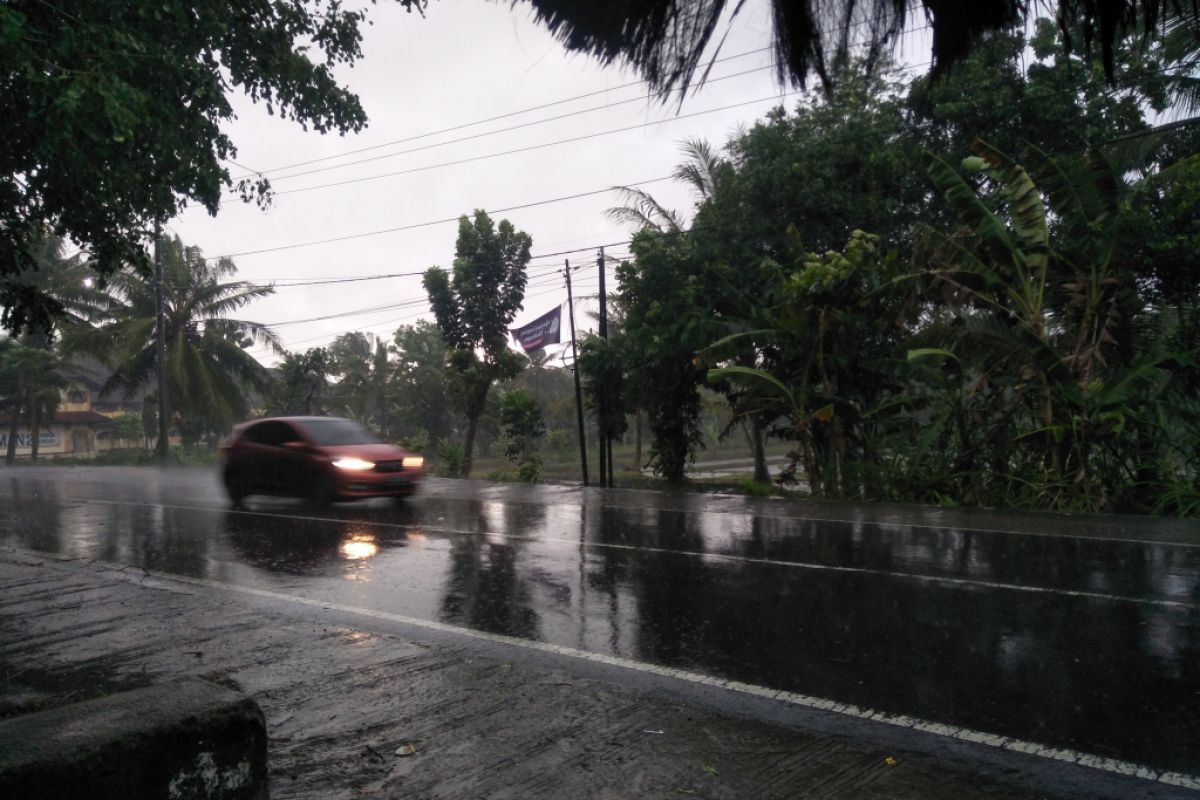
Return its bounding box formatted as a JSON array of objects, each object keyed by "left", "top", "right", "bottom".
[{"left": 219, "top": 416, "right": 424, "bottom": 506}]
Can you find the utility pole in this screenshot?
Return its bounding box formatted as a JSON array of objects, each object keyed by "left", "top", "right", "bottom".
[
  {"left": 596, "top": 247, "right": 607, "bottom": 486},
  {"left": 565, "top": 261, "right": 588, "bottom": 486},
  {"left": 597, "top": 247, "right": 613, "bottom": 487},
  {"left": 154, "top": 222, "right": 169, "bottom": 464}
]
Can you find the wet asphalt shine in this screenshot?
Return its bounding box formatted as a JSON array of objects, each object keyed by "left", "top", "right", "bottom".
[{"left": 2, "top": 466, "right": 1198, "bottom": 781}]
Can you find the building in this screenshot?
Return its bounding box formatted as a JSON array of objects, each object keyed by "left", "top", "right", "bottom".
[{"left": 1, "top": 360, "right": 147, "bottom": 460}]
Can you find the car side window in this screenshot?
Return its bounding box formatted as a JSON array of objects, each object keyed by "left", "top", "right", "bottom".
[
  {"left": 241, "top": 421, "right": 296, "bottom": 447},
  {"left": 239, "top": 422, "right": 268, "bottom": 445},
  {"left": 275, "top": 423, "right": 304, "bottom": 446}
]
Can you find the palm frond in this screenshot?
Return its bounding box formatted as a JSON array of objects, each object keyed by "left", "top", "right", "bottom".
[{"left": 604, "top": 185, "right": 682, "bottom": 232}]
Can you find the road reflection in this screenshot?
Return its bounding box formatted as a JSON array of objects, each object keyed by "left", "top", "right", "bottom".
[{"left": 1, "top": 480, "right": 1198, "bottom": 771}]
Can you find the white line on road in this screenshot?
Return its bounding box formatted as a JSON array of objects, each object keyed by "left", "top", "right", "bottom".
[
  {"left": 13, "top": 546, "right": 1200, "bottom": 793},
  {"left": 82, "top": 497, "right": 1200, "bottom": 610}
]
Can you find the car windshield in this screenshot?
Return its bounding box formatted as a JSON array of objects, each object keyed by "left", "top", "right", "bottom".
[{"left": 300, "top": 419, "right": 381, "bottom": 446}]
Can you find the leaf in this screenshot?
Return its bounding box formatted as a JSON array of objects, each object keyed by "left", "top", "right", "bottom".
[
  {"left": 707, "top": 366, "right": 796, "bottom": 410},
  {"left": 907, "top": 348, "right": 960, "bottom": 364},
  {"left": 1013, "top": 424, "right": 1068, "bottom": 443}
]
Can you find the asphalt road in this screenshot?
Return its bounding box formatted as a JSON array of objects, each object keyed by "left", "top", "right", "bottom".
[{"left": 2, "top": 466, "right": 1199, "bottom": 791}]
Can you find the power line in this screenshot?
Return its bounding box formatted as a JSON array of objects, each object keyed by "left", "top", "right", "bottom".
[
  {"left": 256, "top": 264, "right": 571, "bottom": 327},
  {"left": 229, "top": 16, "right": 938, "bottom": 181},
  {"left": 211, "top": 178, "right": 673, "bottom": 260},
  {"left": 229, "top": 46, "right": 778, "bottom": 180},
  {"left": 261, "top": 65, "right": 779, "bottom": 185},
  {"left": 269, "top": 91, "right": 806, "bottom": 197},
  {"left": 249, "top": 280, "right": 582, "bottom": 355}
]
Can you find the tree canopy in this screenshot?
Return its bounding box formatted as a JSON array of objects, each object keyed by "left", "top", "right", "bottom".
[
  {"left": 423, "top": 211, "right": 532, "bottom": 474},
  {"left": 0, "top": 0, "right": 427, "bottom": 335}
]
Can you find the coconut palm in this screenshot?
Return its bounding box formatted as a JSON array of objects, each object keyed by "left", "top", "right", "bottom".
[
  {"left": 328, "top": 331, "right": 395, "bottom": 438},
  {"left": 605, "top": 137, "right": 723, "bottom": 233},
  {"left": 0, "top": 341, "right": 66, "bottom": 464},
  {"left": 73, "top": 235, "right": 281, "bottom": 447}
]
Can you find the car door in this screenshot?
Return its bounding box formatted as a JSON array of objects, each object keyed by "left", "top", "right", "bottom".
[
  {"left": 272, "top": 421, "right": 318, "bottom": 496},
  {"left": 254, "top": 421, "right": 301, "bottom": 493},
  {"left": 234, "top": 421, "right": 274, "bottom": 493}
]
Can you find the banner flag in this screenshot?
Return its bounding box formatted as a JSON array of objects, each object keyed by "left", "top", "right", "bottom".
[{"left": 510, "top": 305, "right": 562, "bottom": 352}]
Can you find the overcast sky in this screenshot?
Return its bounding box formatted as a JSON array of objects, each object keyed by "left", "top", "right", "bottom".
[{"left": 171, "top": 0, "right": 930, "bottom": 366}]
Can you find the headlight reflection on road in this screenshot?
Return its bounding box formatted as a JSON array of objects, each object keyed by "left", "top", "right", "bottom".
[{"left": 340, "top": 532, "right": 379, "bottom": 561}]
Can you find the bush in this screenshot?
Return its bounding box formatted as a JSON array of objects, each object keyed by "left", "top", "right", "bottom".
[
  {"left": 437, "top": 440, "right": 467, "bottom": 478},
  {"left": 517, "top": 457, "right": 541, "bottom": 483},
  {"left": 397, "top": 429, "right": 430, "bottom": 454},
  {"left": 545, "top": 429, "right": 569, "bottom": 453}
]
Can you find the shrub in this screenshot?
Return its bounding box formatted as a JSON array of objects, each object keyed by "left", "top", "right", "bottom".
[{"left": 437, "top": 440, "right": 467, "bottom": 478}]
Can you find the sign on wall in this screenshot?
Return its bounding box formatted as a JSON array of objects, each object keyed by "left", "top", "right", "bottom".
[{"left": 0, "top": 430, "right": 60, "bottom": 450}]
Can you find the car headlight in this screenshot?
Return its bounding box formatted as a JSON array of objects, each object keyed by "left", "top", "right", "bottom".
[
  {"left": 402, "top": 456, "right": 424, "bottom": 468},
  {"left": 332, "top": 457, "right": 375, "bottom": 471}
]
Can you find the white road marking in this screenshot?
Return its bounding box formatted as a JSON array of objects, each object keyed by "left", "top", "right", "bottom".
[
  {"left": 13, "top": 546, "right": 1200, "bottom": 792},
  {"left": 81, "top": 497, "right": 1200, "bottom": 610}
]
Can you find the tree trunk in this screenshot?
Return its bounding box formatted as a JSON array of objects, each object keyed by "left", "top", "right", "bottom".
[
  {"left": 5, "top": 412, "right": 18, "bottom": 465},
  {"left": 462, "top": 381, "right": 489, "bottom": 477},
  {"left": 831, "top": 413, "right": 848, "bottom": 497},
  {"left": 30, "top": 406, "right": 40, "bottom": 461},
  {"left": 378, "top": 388, "right": 388, "bottom": 440},
  {"left": 462, "top": 411, "right": 480, "bottom": 477},
  {"left": 633, "top": 411, "right": 643, "bottom": 472},
  {"left": 750, "top": 416, "right": 769, "bottom": 483},
  {"left": 800, "top": 431, "right": 817, "bottom": 497}
]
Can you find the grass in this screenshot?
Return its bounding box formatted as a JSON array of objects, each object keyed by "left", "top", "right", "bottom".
[{"left": 21, "top": 447, "right": 219, "bottom": 467}]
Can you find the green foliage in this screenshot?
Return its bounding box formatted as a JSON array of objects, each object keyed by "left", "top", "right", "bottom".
[
  {"left": 615, "top": 230, "right": 721, "bottom": 481},
  {"left": 517, "top": 459, "right": 542, "bottom": 483},
  {"left": 109, "top": 411, "right": 145, "bottom": 447},
  {"left": 328, "top": 332, "right": 394, "bottom": 437},
  {"left": 266, "top": 347, "right": 331, "bottom": 417},
  {"left": 397, "top": 429, "right": 431, "bottom": 454},
  {"left": 499, "top": 389, "right": 545, "bottom": 482},
  {"left": 436, "top": 440, "right": 467, "bottom": 479},
  {"left": 0, "top": 0, "right": 427, "bottom": 336},
  {"left": 606, "top": 28, "right": 1198, "bottom": 513},
  {"left": 733, "top": 477, "right": 775, "bottom": 497},
  {"left": 391, "top": 321, "right": 456, "bottom": 446},
  {"left": 544, "top": 429, "right": 569, "bottom": 453},
  {"left": 577, "top": 334, "right": 629, "bottom": 442},
  {"left": 66, "top": 235, "right": 279, "bottom": 445},
  {"left": 423, "top": 211, "right": 532, "bottom": 475},
  {"left": 0, "top": 340, "right": 67, "bottom": 462}
]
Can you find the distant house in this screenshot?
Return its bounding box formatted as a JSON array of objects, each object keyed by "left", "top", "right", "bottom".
[
  {"left": 2, "top": 384, "right": 113, "bottom": 459},
  {"left": 1, "top": 359, "right": 150, "bottom": 460}
]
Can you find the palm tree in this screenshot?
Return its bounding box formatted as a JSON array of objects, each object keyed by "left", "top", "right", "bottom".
[
  {"left": 604, "top": 137, "right": 723, "bottom": 233},
  {"left": 328, "top": 331, "right": 395, "bottom": 438},
  {"left": 527, "top": 1, "right": 1166, "bottom": 97},
  {"left": 1, "top": 341, "right": 65, "bottom": 464},
  {"left": 608, "top": 138, "right": 772, "bottom": 481},
  {"left": 72, "top": 235, "right": 281, "bottom": 447}
]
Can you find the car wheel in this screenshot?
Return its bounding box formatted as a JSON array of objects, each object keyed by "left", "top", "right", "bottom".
[{"left": 224, "top": 468, "right": 248, "bottom": 508}]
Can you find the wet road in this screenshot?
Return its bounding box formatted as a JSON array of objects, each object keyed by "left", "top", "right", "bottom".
[{"left": 3, "top": 467, "right": 1199, "bottom": 777}]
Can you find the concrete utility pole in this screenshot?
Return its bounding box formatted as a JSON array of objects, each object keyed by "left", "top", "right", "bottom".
[
  {"left": 565, "top": 262, "right": 588, "bottom": 486},
  {"left": 154, "top": 223, "right": 169, "bottom": 464},
  {"left": 596, "top": 248, "right": 607, "bottom": 486},
  {"left": 597, "top": 247, "right": 613, "bottom": 487}
]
